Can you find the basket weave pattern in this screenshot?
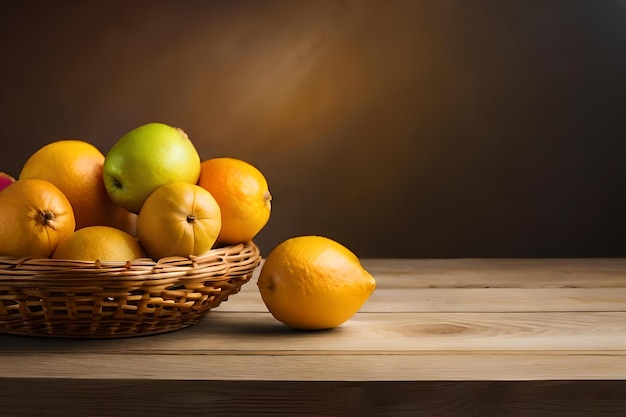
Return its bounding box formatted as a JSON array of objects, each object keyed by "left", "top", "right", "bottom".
[{"left": 0, "top": 241, "right": 261, "bottom": 338}]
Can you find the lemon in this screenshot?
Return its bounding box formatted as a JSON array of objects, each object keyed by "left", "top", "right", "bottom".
[
  {"left": 52, "top": 226, "right": 146, "bottom": 262},
  {"left": 257, "top": 235, "right": 376, "bottom": 330},
  {"left": 136, "top": 182, "right": 222, "bottom": 260}
]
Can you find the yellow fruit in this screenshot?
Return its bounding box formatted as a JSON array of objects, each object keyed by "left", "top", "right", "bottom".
[
  {"left": 52, "top": 226, "right": 146, "bottom": 262},
  {"left": 257, "top": 236, "right": 376, "bottom": 330},
  {"left": 0, "top": 179, "right": 76, "bottom": 258},
  {"left": 198, "top": 157, "right": 271, "bottom": 244},
  {"left": 136, "top": 182, "right": 222, "bottom": 260},
  {"left": 19, "top": 140, "right": 136, "bottom": 234}
]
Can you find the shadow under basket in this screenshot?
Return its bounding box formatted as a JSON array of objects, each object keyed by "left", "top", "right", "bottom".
[{"left": 0, "top": 241, "right": 261, "bottom": 339}]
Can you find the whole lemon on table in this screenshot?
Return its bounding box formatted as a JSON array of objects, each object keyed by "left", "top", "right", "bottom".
[
  {"left": 136, "top": 182, "right": 222, "bottom": 260},
  {"left": 103, "top": 122, "right": 202, "bottom": 214},
  {"left": 257, "top": 236, "right": 376, "bottom": 330},
  {"left": 19, "top": 140, "right": 136, "bottom": 234},
  {"left": 0, "top": 179, "right": 76, "bottom": 258},
  {"left": 198, "top": 157, "right": 271, "bottom": 245},
  {"left": 52, "top": 226, "right": 146, "bottom": 262}
]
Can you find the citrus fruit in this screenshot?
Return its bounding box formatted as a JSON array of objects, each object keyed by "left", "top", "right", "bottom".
[
  {"left": 52, "top": 225, "right": 146, "bottom": 262},
  {"left": 0, "top": 179, "right": 76, "bottom": 258},
  {"left": 198, "top": 157, "right": 271, "bottom": 244},
  {"left": 19, "top": 139, "right": 136, "bottom": 234},
  {"left": 136, "top": 182, "right": 222, "bottom": 260},
  {"left": 103, "top": 122, "right": 202, "bottom": 214},
  {"left": 257, "top": 235, "right": 376, "bottom": 330}
]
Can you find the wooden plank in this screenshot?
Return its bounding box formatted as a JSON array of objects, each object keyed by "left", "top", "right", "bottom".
[
  {"left": 246, "top": 258, "right": 626, "bottom": 290},
  {"left": 218, "top": 287, "right": 626, "bottom": 313},
  {"left": 2, "top": 379, "right": 626, "bottom": 417},
  {"left": 2, "top": 351, "right": 626, "bottom": 381},
  {"left": 360, "top": 258, "right": 626, "bottom": 288},
  {"left": 220, "top": 258, "right": 626, "bottom": 314},
  {"left": 3, "top": 311, "right": 626, "bottom": 354}
]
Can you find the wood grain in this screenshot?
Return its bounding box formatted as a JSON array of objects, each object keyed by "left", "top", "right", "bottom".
[
  {"left": 218, "top": 287, "right": 626, "bottom": 313},
  {"left": 361, "top": 258, "right": 626, "bottom": 288},
  {"left": 4, "top": 311, "right": 626, "bottom": 354},
  {"left": 2, "top": 311, "right": 626, "bottom": 380}
]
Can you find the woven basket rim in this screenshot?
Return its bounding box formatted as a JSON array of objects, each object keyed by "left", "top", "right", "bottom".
[
  {"left": 0, "top": 241, "right": 261, "bottom": 281},
  {"left": 0, "top": 241, "right": 256, "bottom": 267}
]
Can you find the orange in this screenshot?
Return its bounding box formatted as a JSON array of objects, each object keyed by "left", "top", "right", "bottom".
[
  {"left": 19, "top": 140, "right": 136, "bottom": 234},
  {"left": 197, "top": 157, "right": 271, "bottom": 244},
  {"left": 136, "top": 182, "right": 222, "bottom": 260},
  {"left": 257, "top": 235, "right": 376, "bottom": 330},
  {"left": 53, "top": 226, "right": 146, "bottom": 262},
  {"left": 0, "top": 179, "right": 76, "bottom": 258}
]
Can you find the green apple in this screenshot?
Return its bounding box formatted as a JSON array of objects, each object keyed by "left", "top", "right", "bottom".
[{"left": 103, "top": 122, "right": 201, "bottom": 214}]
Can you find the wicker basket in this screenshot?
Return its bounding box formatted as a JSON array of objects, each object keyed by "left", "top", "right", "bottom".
[{"left": 0, "top": 241, "right": 261, "bottom": 338}]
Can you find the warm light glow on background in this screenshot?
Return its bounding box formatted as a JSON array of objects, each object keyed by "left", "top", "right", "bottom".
[{"left": 1, "top": 1, "right": 625, "bottom": 257}]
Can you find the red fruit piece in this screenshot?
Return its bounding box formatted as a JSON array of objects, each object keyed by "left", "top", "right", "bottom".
[{"left": 0, "top": 172, "right": 15, "bottom": 192}]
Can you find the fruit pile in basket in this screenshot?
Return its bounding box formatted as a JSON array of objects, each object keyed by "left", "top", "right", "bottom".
[
  {"left": 0, "top": 122, "right": 270, "bottom": 262},
  {"left": 0, "top": 122, "right": 376, "bottom": 332}
]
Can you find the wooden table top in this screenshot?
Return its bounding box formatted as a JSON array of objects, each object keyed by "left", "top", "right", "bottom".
[
  {"left": 2, "top": 258, "right": 626, "bottom": 381},
  {"left": 2, "top": 258, "right": 626, "bottom": 416}
]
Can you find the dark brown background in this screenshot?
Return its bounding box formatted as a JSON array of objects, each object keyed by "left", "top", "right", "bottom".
[{"left": 1, "top": 0, "right": 625, "bottom": 258}]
